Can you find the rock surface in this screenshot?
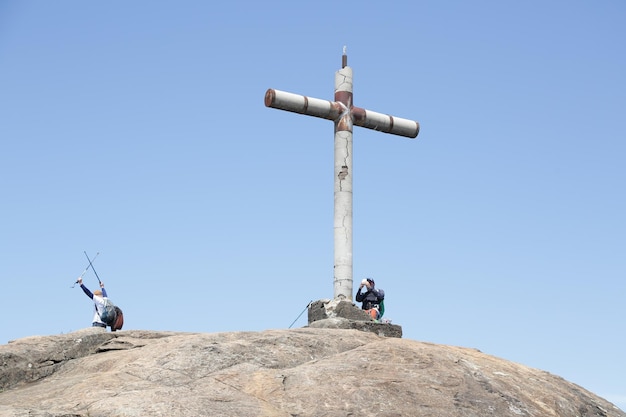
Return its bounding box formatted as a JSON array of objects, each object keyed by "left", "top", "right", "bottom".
[
  {"left": 0, "top": 327, "right": 623, "bottom": 417},
  {"left": 308, "top": 299, "right": 403, "bottom": 338}
]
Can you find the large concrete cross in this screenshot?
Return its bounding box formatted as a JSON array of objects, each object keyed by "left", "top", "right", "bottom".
[{"left": 264, "top": 47, "right": 420, "bottom": 302}]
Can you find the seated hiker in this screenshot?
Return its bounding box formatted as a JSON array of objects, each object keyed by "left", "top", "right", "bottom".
[
  {"left": 355, "top": 278, "right": 385, "bottom": 320},
  {"left": 76, "top": 277, "right": 111, "bottom": 329}
]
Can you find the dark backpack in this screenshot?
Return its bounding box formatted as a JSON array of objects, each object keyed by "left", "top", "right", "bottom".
[
  {"left": 111, "top": 306, "right": 124, "bottom": 331},
  {"left": 376, "top": 289, "right": 385, "bottom": 318},
  {"left": 98, "top": 298, "right": 118, "bottom": 326}
]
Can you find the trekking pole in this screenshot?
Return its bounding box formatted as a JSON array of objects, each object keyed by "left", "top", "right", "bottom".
[
  {"left": 71, "top": 252, "right": 99, "bottom": 287},
  {"left": 288, "top": 300, "right": 313, "bottom": 329},
  {"left": 84, "top": 251, "right": 102, "bottom": 284}
]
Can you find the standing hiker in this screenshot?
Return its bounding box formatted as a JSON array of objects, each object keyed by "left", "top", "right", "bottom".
[
  {"left": 77, "top": 277, "right": 110, "bottom": 328},
  {"left": 355, "top": 278, "right": 385, "bottom": 320}
]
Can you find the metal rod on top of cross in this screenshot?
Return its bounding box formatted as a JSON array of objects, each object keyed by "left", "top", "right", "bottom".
[{"left": 264, "top": 46, "right": 420, "bottom": 302}]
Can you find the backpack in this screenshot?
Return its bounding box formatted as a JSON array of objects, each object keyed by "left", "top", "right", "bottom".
[
  {"left": 111, "top": 306, "right": 124, "bottom": 331},
  {"left": 376, "top": 289, "right": 385, "bottom": 318},
  {"left": 98, "top": 298, "right": 118, "bottom": 326}
]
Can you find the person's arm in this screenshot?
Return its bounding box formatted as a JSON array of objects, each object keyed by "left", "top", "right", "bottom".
[
  {"left": 101, "top": 287, "right": 108, "bottom": 298},
  {"left": 355, "top": 288, "right": 365, "bottom": 302},
  {"left": 80, "top": 284, "right": 94, "bottom": 299}
]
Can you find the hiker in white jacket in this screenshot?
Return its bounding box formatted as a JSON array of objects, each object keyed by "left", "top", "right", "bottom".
[{"left": 77, "top": 277, "right": 108, "bottom": 328}]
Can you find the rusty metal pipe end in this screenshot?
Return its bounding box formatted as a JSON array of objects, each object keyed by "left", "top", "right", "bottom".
[{"left": 264, "top": 89, "right": 276, "bottom": 107}]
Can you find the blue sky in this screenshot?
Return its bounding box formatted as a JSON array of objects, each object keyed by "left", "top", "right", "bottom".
[{"left": 1, "top": 0, "right": 624, "bottom": 410}]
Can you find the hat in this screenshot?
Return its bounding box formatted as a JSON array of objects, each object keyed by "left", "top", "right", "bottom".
[
  {"left": 94, "top": 290, "right": 102, "bottom": 296},
  {"left": 366, "top": 278, "right": 375, "bottom": 287}
]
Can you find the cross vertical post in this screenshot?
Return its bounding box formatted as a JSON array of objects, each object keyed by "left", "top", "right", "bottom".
[
  {"left": 333, "top": 52, "right": 354, "bottom": 301},
  {"left": 264, "top": 47, "right": 419, "bottom": 302}
]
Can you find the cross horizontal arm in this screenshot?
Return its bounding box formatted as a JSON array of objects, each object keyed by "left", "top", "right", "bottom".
[
  {"left": 265, "top": 89, "right": 419, "bottom": 139},
  {"left": 352, "top": 107, "right": 419, "bottom": 138},
  {"left": 264, "top": 89, "right": 343, "bottom": 121}
]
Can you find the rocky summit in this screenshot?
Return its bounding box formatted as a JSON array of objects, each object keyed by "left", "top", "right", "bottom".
[{"left": 0, "top": 327, "right": 623, "bottom": 417}]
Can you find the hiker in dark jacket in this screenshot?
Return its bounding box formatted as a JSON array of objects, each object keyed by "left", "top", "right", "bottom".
[
  {"left": 355, "top": 278, "right": 385, "bottom": 320},
  {"left": 76, "top": 277, "right": 108, "bottom": 328}
]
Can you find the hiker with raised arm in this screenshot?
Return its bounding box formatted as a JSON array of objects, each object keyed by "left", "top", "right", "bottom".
[
  {"left": 355, "top": 278, "right": 385, "bottom": 320},
  {"left": 77, "top": 277, "right": 109, "bottom": 328},
  {"left": 74, "top": 252, "right": 124, "bottom": 331}
]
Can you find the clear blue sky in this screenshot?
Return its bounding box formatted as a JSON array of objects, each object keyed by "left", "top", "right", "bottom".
[{"left": 1, "top": 0, "right": 624, "bottom": 410}]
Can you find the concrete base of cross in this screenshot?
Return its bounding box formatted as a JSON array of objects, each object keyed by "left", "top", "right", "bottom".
[{"left": 306, "top": 299, "right": 403, "bottom": 338}]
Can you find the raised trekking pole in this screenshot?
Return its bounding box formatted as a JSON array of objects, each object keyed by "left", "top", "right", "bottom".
[
  {"left": 71, "top": 252, "right": 99, "bottom": 287},
  {"left": 288, "top": 300, "right": 313, "bottom": 329},
  {"left": 84, "top": 251, "right": 102, "bottom": 284}
]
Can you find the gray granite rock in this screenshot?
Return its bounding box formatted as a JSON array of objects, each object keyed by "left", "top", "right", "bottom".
[{"left": 0, "top": 328, "right": 623, "bottom": 417}]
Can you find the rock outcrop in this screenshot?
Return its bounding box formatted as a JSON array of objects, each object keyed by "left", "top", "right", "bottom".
[
  {"left": 0, "top": 328, "right": 623, "bottom": 417},
  {"left": 307, "top": 299, "right": 403, "bottom": 338}
]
